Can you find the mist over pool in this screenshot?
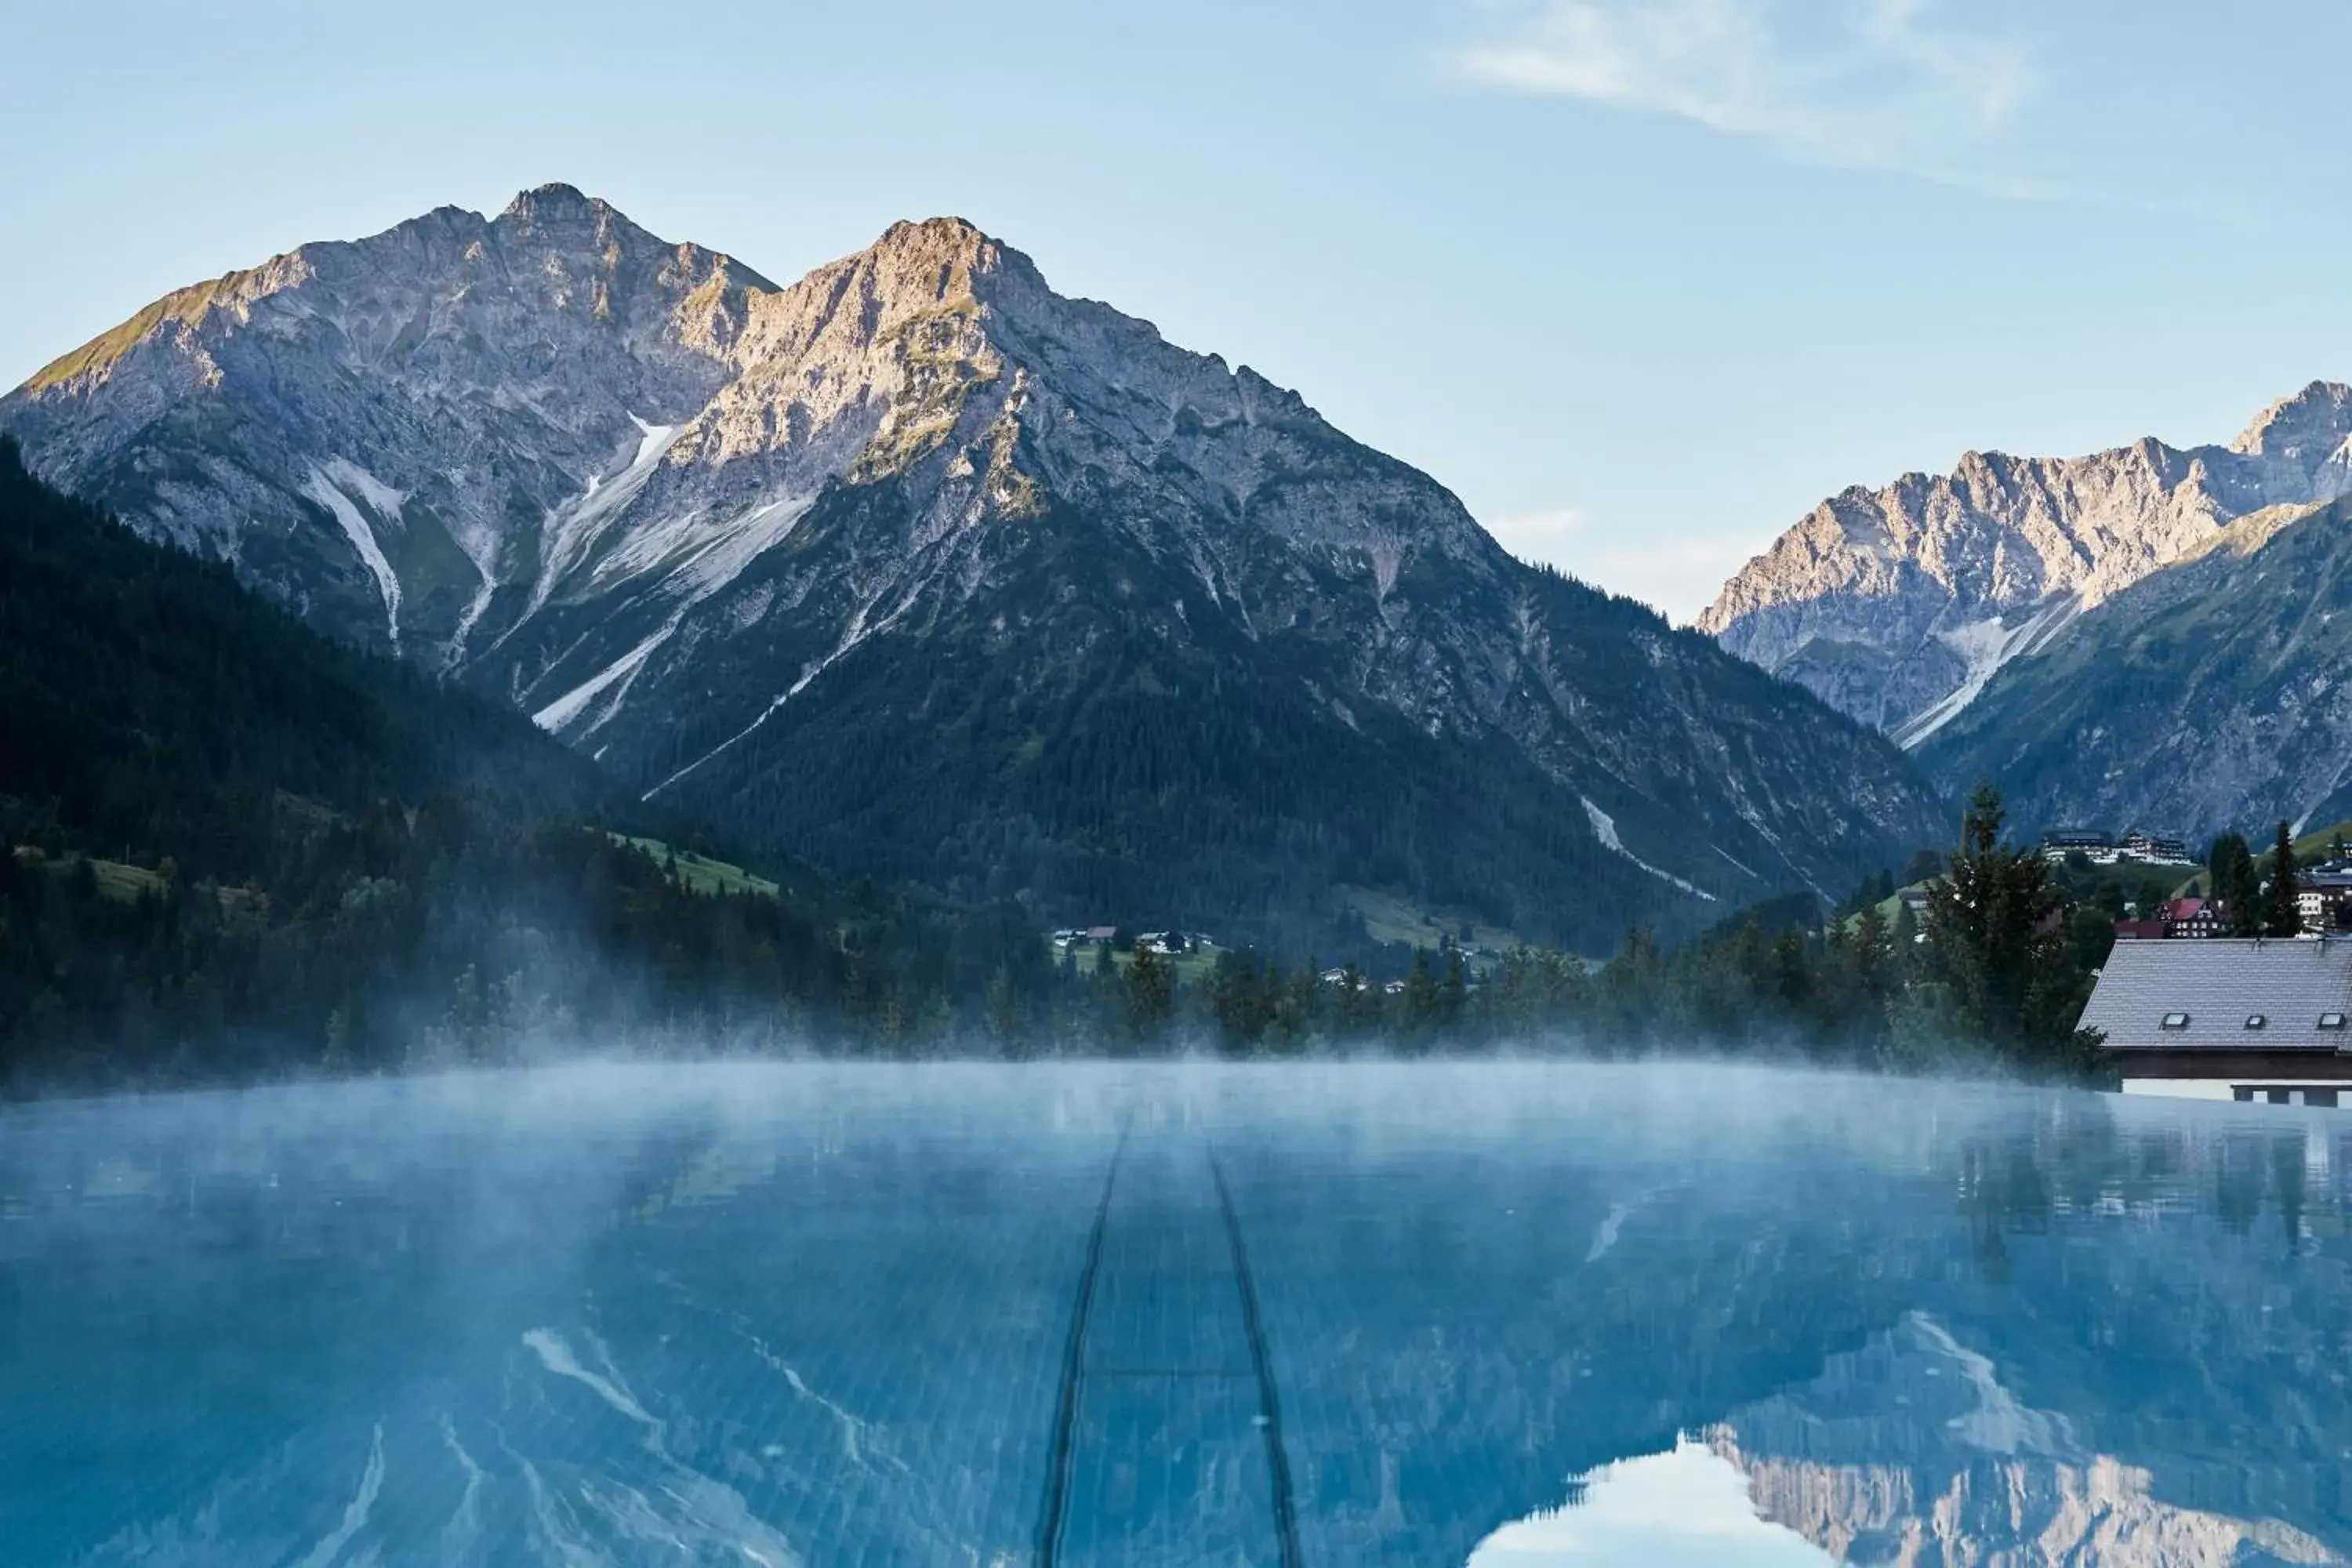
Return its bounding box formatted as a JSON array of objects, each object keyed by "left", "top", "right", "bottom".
[{"left": 2, "top": 1062, "right": 2347, "bottom": 1566}]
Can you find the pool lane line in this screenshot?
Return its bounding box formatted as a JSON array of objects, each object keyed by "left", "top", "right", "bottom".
[
  {"left": 1208, "top": 1145, "right": 1305, "bottom": 1568},
  {"left": 1036, "top": 1122, "right": 1129, "bottom": 1568}
]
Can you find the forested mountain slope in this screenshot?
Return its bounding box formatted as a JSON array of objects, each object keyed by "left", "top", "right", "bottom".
[{"left": 0, "top": 443, "right": 1046, "bottom": 1087}]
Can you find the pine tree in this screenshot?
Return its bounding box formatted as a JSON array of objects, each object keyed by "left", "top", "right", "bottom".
[
  {"left": 1889, "top": 898, "right": 1920, "bottom": 966},
  {"left": 2210, "top": 833, "right": 2260, "bottom": 936},
  {"left": 1400, "top": 948, "right": 1439, "bottom": 1048},
  {"left": 986, "top": 964, "right": 1023, "bottom": 1051},
  {"left": 1127, "top": 942, "right": 1175, "bottom": 1042},
  {"left": 2264, "top": 822, "right": 2302, "bottom": 938},
  {"left": 1851, "top": 900, "right": 1890, "bottom": 1000},
  {"left": 1336, "top": 960, "right": 1380, "bottom": 1036},
  {"left": 1921, "top": 783, "right": 2096, "bottom": 1070}
]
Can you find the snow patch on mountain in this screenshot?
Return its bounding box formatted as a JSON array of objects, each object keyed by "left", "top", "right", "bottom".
[
  {"left": 301, "top": 461, "right": 403, "bottom": 646},
  {"left": 593, "top": 492, "right": 815, "bottom": 600},
  {"left": 1582, "top": 797, "right": 1717, "bottom": 902},
  {"left": 320, "top": 458, "right": 408, "bottom": 524},
  {"left": 533, "top": 625, "right": 676, "bottom": 735},
  {"left": 528, "top": 491, "right": 820, "bottom": 739},
  {"left": 446, "top": 555, "right": 500, "bottom": 666},
  {"left": 527, "top": 416, "right": 684, "bottom": 617},
  {"left": 1893, "top": 593, "right": 2082, "bottom": 749}
]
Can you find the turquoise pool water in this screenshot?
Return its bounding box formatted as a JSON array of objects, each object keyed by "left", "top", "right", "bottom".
[{"left": 1, "top": 1062, "right": 2346, "bottom": 1565}]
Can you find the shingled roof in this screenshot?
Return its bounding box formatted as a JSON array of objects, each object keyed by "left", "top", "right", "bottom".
[{"left": 2081, "top": 938, "right": 2352, "bottom": 1054}]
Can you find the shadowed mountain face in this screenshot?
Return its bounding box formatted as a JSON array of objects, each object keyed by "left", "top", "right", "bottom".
[{"left": 1, "top": 187, "right": 1943, "bottom": 948}]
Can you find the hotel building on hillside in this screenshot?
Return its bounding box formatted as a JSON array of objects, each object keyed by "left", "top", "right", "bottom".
[
  {"left": 2038, "top": 826, "right": 2196, "bottom": 867},
  {"left": 2079, "top": 938, "right": 2352, "bottom": 1107}
]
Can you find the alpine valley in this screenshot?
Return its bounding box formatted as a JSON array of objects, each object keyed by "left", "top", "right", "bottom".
[
  {"left": 2, "top": 185, "right": 1945, "bottom": 952},
  {"left": 1703, "top": 384, "right": 2352, "bottom": 841}
]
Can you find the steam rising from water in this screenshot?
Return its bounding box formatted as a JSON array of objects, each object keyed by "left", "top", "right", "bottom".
[{"left": 1, "top": 1062, "right": 2345, "bottom": 1565}]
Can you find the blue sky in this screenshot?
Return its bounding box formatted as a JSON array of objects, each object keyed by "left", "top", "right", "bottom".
[{"left": 5, "top": 0, "right": 2350, "bottom": 621}]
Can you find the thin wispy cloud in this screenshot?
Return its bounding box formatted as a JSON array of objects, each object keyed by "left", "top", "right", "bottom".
[{"left": 1457, "top": 0, "right": 2038, "bottom": 194}]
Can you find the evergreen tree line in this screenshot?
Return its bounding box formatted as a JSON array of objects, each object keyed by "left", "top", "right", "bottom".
[
  {"left": 0, "top": 440, "right": 2109, "bottom": 1088},
  {"left": 2, "top": 773, "right": 2114, "bottom": 1092},
  {"left": 0, "top": 813, "right": 1069, "bottom": 1091},
  {"left": 1031, "top": 785, "right": 2105, "bottom": 1078}
]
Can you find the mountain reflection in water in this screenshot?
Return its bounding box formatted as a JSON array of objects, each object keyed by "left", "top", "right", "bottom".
[
  {"left": 0, "top": 1062, "right": 2345, "bottom": 1566},
  {"left": 1478, "top": 1309, "right": 2341, "bottom": 1566}
]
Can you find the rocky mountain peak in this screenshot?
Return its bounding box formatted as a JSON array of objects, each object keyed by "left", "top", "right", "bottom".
[
  {"left": 2228, "top": 379, "right": 2352, "bottom": 464},
  {"left": 820, "top": 216, "right": 1069, "bottom": 354},
  {"left": 496, "top": 180, "right": 607, "bottom": 225},
  {"left": 873, "top": 214, "right": 1002, "bottom": 264},
  {"left": 1705, "top": 381, "right": 2352, "bottom": 745}
]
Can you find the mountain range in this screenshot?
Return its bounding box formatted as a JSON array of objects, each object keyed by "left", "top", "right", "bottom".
[
  {"left": 0, "top": 185, "right": 1945, "bottom": 950},
  {"left": 1703, "top": 384, "right": 2352, "bottom": 839}
]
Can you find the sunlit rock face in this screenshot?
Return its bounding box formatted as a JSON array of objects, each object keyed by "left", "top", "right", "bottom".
[
  {"left": 1700, "top": 383, "right": 2352, "bottom": 746},
  {"left": 0, "top": 189, "right": 1941, "bottom": 943}
]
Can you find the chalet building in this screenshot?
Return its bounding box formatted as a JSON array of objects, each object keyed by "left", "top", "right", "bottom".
[
  {"left": 2113, "top": 895, "right": 2222, "bottom": 942},
  {"left": 2079, "top": 938, "right": 2352, "bottom": 1106},
  {"left": 2165, "top": 896, "right": 2219, "bottom": 938},
  {"left": 2296, "top": 871, "right": 2352, "bottom": 934}
]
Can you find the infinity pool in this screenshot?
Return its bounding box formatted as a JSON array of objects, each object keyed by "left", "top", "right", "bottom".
[{"left": 1, "top": 1062, "right": 2347, "bottom": 1565}]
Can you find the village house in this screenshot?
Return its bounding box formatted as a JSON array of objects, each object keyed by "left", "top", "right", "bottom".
[
  {"left": 2078, "top": 938, "right": 2352, "bottom": 1105},
  {"left": 2296, "top": 870, "right": 2352, "bottom": 934},
  {"left": 2112, "top": 895, "right": 2220, "bottom": 942},
  {"left": 2165, "top": 896, "right": 2220, "bottom": 938}
]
